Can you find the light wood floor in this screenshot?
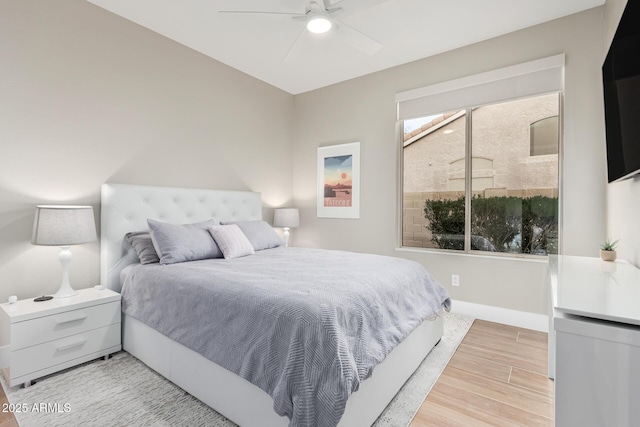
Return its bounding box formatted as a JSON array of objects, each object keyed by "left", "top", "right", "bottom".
[
  {"left": 411, "top": 319, "right": 554, "bottom": 427},
  {"left": 0, "top": 391, "right": 18, "bottom": 427},
  {"left": 0, "top": 319, "right": 551, "bottom": 427}
]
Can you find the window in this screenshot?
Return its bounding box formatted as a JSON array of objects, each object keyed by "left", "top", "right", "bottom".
[
  {"left": 402, "top": 93, "right": 560, "bottom": 255},
  {"left": 530, "top": 116, "right": 559, "bottom": 156},
  {"left": 397, "top": 55, "right": 563, "bottom": 256}
]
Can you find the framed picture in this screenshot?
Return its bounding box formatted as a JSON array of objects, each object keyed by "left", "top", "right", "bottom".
[{"left": 317, "top": 142, "right": 360, "bottom": 218}]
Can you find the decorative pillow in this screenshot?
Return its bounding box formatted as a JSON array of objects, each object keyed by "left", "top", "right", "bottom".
[
  {"left": 124, "top": 231, "right": 160, "bottom": 264},
  {"left": 208, "top": 224, "right": 255, "bottom": 259},
  {"left": 148, "top": 218, "right": 222, "bottom": 264},
  {"left": 221, "top": 220, "right": 283, "bottom": 251}
]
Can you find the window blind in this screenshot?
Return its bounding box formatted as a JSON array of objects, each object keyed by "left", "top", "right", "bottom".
[{"left": 396, "top": 54, "right": 565, "bottom": 120}]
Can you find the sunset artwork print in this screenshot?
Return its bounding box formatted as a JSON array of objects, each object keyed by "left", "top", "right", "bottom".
[
  {"left": 324, "top": 155, "right": 353, "bottom": 207},
  {"left": 317, "top": 142, "right": 360, "bottom": 218}
]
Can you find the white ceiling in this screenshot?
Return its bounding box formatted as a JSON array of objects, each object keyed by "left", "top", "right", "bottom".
[{"left": 86, "top": 0, "right": 604, "bottom": 95}]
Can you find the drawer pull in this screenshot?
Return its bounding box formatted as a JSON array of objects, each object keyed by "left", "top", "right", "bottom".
[
  {"left": 55, "top": 339, "right": 87, "bottom": 352},
  {"left": 55, "top": 314, "right": 87, "bottom": 325}
]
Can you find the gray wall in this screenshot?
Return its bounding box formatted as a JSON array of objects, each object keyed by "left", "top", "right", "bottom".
[
  {"left": 0, "top": 0, "right": 294, "bottom": 300},
  {"left": 603, "top": 0, "right": 640, "bottom": 268},
  {"left": 0, "top": 1, "right": 617, "bottom": 315},
  {"left": 292, "top": 7, "right": 607, "bottom": 315}
]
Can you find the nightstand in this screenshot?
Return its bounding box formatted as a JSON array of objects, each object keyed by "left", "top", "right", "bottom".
[{"left": 0, "top": 288, "right": 121, "bottom": 388}]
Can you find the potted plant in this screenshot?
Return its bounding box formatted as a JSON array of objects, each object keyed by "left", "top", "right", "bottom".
[{"left": 600, "top": 238, "right": 619, "bottom": 262}]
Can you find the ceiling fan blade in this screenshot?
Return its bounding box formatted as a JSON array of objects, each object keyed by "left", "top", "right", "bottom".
[
  {"left": 323, "top": 0, "right": 345, "bottom": 6},
  {"left": 282, "top": 27, "right": 308, "bottom": 63},
  {"left": 336, "top": 0, "right": 391, "bottom": 17},
  {"left": 334, "top": 20, "right": 381, "bottom": 55},
  {"left": 291, "top": 6, "right": 340, "bottom": 22},
  {"left": 219, "top": 10, "right": 304, "bottom": 17}
]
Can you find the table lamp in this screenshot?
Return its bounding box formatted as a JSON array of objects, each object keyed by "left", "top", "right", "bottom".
[
  {"left": 31, "top": 205, "right": 97, "bottom": 299},
  {"left": 273, "top": 208, "right": 300, "bottom": 247}
]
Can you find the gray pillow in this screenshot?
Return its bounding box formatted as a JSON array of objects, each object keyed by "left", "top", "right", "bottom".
[
  {"left": 125, "top": 231, "right": 160, "bottom": 264},
  {"left": 148, "top": 218, "right": 222, "bottom": 264},
  {"left": 221, "top": 220, "right": 283, "bottom": 251}
]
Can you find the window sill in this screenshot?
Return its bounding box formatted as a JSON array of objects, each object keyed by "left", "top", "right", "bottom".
[{"left": 395, "top": 246, "right": 549, "bottom": 263}]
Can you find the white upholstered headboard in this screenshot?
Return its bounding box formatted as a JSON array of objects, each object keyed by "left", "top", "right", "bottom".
[{"left": 100, "top": 183, "right": 263, "bottom": 292}]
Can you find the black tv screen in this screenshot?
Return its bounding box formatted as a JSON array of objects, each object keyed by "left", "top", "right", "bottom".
[{"left": 603, "top": 1, "right": 640, "bottom": 183}]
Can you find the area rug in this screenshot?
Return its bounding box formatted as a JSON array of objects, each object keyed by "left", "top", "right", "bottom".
[{"left": 2, "top": 312, "right": 473, "bottom": 427}]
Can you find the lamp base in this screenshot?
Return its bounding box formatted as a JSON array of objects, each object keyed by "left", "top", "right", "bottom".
[
  {"left": 283, "top": 227, "right": 290, "bottom": 247},
  {"left": 53, "top": 246, "right": 78, "bottom": 298},
  {"left": 34, "top": 295, "right": 53, "bottom": 302}
]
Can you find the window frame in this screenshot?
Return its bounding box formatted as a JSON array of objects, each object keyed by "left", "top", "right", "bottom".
[{"left": 397, "top": 93, "right": 564, "bottom": 258}]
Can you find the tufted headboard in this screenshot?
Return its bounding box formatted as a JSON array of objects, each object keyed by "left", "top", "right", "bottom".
[{"left": 100, "top": 183, "right": 263, "bottom": 292}]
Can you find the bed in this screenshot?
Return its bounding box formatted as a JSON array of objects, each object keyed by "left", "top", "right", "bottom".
[{"left": 100, "top": 183, "right": 448, "bottom": 427}]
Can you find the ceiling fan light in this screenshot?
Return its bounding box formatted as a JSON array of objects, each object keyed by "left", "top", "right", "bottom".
[{"left": 307, "top": 16, "right": 332, "bottom": 34}]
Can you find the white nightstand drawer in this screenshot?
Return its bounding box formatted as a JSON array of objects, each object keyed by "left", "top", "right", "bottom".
[
  {"left": 10, "top": 323, "right": 121, "bottom": 379},
  {"left": 11, "top": 300, "right": 120, "bottom": 351}
]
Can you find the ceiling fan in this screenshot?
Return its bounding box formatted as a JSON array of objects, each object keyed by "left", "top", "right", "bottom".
[{"left": 218, "top": 0, "right": 382, "bottom": 61}]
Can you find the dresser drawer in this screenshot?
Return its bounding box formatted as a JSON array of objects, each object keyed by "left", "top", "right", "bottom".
[
  {"left": 11, "top": 301, "right": 120, "bottom": 350},
  {"left": 10, "top": 323, "right": 121, "bottom": 379}
]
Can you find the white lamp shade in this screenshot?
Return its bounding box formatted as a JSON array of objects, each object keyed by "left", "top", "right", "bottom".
[
  {"left": 32, "top": 205, "right": 97, "bottom": 246},
  {"left": 273, "top": 208, "right": 300, "bottom": 228}
]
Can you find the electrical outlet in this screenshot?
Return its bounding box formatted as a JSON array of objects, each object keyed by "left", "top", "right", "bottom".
[{"left": 452, "top": 274, "right": 460, "bottom": 287}]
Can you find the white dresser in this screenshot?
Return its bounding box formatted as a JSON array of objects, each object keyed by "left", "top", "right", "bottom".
[
  {"left": 0, "top": 288, "right": 121, "bottom": 387},
  {"left": 549, "top": 255, "right": 640, "bottom": 427}
]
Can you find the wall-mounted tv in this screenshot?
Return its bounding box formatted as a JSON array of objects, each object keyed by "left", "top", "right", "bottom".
[{"left": 603, "top": 0, "right": 640, "bottom": 183}]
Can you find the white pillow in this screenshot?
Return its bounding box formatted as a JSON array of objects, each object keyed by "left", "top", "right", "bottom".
[
  {"left": 208, "top": 224, "right": 255, "bottom": 259},
  {"left": 220, "top": 220, "right": 283, "bottom": 251}
]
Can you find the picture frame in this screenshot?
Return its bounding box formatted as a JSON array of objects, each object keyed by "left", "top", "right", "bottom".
[{"left": 317, "top": 142, "right": 360, "bottom": 219}]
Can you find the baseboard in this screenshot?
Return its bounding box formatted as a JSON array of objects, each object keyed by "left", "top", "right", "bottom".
[
  {"left": 451, "top": 299, "right": 548, "bottom": 332},
  {"left": 0, "top": 345, "right": 8, "bottom": 369}
]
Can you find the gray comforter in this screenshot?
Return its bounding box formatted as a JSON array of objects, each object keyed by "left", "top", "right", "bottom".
[{"left": 121, "top": 247, "right": 450, "bottom": 427}]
